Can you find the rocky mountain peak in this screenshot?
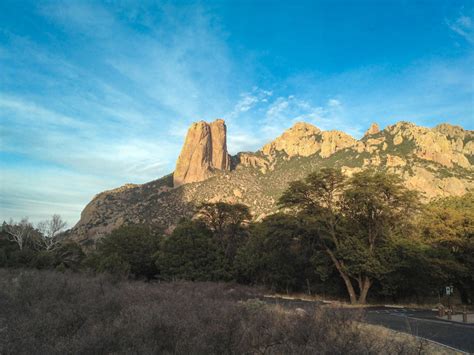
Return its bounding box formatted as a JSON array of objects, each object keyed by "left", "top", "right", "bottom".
[
  {"left": 173, "top": 119, "right": 230, "bottom": 187},
  {"left": 69, "top": 119, "right": 473, "bottom": 244},
  {"left": 260, "top": 122, "right": 320, "bottom": 158},
  {"left": 261, "top": 122, "right": 320, "bottom": 157},
  {"left": 434, "top": 123, "right": 469, "bottom": 139},
  {"left": 364, "top": 123, "right": 380, "bottom": 136},
  {"left": 260, "top": 122, "right": 357, "bottom": 159},
  {"left": 319, "top": 130, "right": 357, "bottom": 158},
  {"left": 384, "top": 121, "right": 472, "bottom": 169},
  {"left": 291, "top": 121, "right": 321, "bottom": 133}
]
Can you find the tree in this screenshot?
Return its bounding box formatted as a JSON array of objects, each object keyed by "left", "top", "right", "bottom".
[
  {"left": 89, "top": 225, "right": 161, "bottom": 279},
  {"left": 340, "top": 170, "right": 420, "bottom": 303},
  {"left": 235, "top": 214, "right": 306, "bottom": 292},
  {"left": 4, "top": 218, "right": 33, "bottom": 250},
  {"left": 156, "top": 220, "right": 229, "bottom": 281},
  {"left": 54, "top": 242, "right": 85, "bottom": 271},
  {"left": 195, "top": 202, "right": 251, "bottom": 261},
  {"left": 279, "top": 168, "right": 420, "bottom": 304},
  {"left": 37, "top": 214, "right": 67, "bottom": 251},
  {"left": 417, "top": 193, "right": 474, "bottom": 303}
]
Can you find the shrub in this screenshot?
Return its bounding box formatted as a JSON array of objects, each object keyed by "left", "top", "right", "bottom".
[
  {"left": 156, "top": 220, "right": 230, "bottom": 281},
  {"left": 0, "top": 269, "right": 424, "bottom": 354},
  {"left": 87, "top": 224, "right": 161, "bottom": 279},
  {"left": 31, "top": 250, "right": 56, "bottom": 269}
]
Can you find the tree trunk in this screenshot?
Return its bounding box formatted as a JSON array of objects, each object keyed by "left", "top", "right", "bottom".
[
  {"left": 325, "top": 248, "right": 358, "bottom": 304},
  {"left": 358, "top": 276, "right": 372, "bottom": 304},
  {"left": 341, "top": 272, "right": 358, "bottom": 304}
]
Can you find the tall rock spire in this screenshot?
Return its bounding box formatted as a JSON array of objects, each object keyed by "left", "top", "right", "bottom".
[
  {"left": 173, "top": 119, "right": 231, "bottom": 187},
  {"left": 210, "top": 119, "right": 231, "bottom": 170}
]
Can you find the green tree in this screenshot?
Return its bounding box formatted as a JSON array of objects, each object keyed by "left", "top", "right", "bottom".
[
  {"left": 88, "top": 225, "right": 161, "bottom": 279},
  {"left": 378, "top": 237, "right": 461, "bottom": 302},
  {"left": 417, "top": 193, "right": 474, "bottom": 303},
  {"left": 279, "top": 168, "right": 420, "bottom": 304},
  {"left": 340, "top": 170, "right": 420, "bottom": 303},
  {"left": 235, "top": 214, "right": 306, "bottom": 292},
  {"left": 155, "top": 220, "right": 229, "bottom": 281},
  {"left": 196, "top": 202, "right": 251, "bottom": 261}
]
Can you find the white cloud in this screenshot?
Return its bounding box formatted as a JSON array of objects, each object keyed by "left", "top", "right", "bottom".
[
  {"left": 2, "top": 1, "right": 473, "bottom": 226},
  {"left": 0, "top": 167, "right": 119, "bottom": 225},
  {"left": 235, "top": 95, "right": 260, "bottom": 113},
  {"left": 328, "top": 99, "right": 341, "bottom": 107},
  {"left": 225, "top": 87, "right": 273, "bottom": 121},
  {"left": 0, "top": 96, "right": 89, "bottom": 129},
  {"left": 0, "top": 94, "right": 179, "bottom": 183},
  {"left": 447, "top": 13, "right": 474, "bottom": 44},
  {"left": 224, "top": 92, "right": 363, "bottom": 151},
  {"left": 39, "top": 1, "right": 118, "bottom": 39},
  {"left": 227, "top": 131, "right": 263, "bottom": 154},
  {"left": 1, "top": 1, "right": 245, "bottom": 224},
  {"left": 263, "top": 96, "right": 349, "bottom": 135},
  {"left": 266, "top": 97, "right": 290, "bottom": 118}
]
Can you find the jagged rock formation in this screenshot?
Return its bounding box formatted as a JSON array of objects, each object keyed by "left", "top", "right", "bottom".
[
  {"left": 385, "top": 122, "right": 471, "bottom": 168},
  {"left": 261, "top": 122, "right": 356, "bottom": 159},
  {"left": 364, "top": 123, "right": 380, "bottom": 136},
  {"left": 68, "top": 120, "right": 473, "bottom": 245},
  {"left": 173, "top": 119, "right": 230, "bottom": 187}
]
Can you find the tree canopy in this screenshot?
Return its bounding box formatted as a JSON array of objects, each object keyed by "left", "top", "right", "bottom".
[{"left": 279, "top": 168, "right": 421, "bottom": 304}]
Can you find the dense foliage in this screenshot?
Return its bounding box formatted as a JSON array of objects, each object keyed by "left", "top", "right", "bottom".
[
  {"left": 156, "top": 220, "right": 230, "bottom": 281},
  {"left": 83, "top": 224, "right": 161, "bottom": 279},
  {"left": 278, "top": 168, "right": 421, "bottom": 304},
  {"left": 1, "top": 169, "right": 473, "bottom": 304}
]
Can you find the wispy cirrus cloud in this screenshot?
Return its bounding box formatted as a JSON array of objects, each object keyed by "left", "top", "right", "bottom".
[
  {"left": 1, "top": 1, "right": 473, "bottom": 226},
  {"left": 0, "top": 166, "right": 119, "bottom": 226},
  {"left": 262, "top": 96, "right": 357, "bottom": 137},
  {"left": 0, "top": 1, "right": 241, "bottom": 224},
  {"left": 447, "top": 13, "right": 474, "bottom": 44}
]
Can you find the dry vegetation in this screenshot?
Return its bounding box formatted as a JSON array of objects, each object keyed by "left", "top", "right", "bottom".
[{"left": 0, "top": 269, "right": 444, "bottom": 354}]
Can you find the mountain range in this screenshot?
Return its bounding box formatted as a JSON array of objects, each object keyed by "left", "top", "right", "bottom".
[{"left": 68, "top": 119, "right": 473, "bottom": 246}]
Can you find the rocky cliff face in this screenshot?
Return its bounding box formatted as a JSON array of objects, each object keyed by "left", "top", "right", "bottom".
[
  {"left": 385, "top": 122, "right": 471, "bottom": 168},
  {"left": 68, "top": 120, "right": 473, "bottom": 245},
  {"left": 173, "top": 119, "right": 230, "bottom": 187},
  {"left": 261, "top": 122, "right": 356, "bottom": 159}
]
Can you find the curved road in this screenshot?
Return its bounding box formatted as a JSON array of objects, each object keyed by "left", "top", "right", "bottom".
[{"left": 262, "top": 297, "right": 474, "bottom": 353}]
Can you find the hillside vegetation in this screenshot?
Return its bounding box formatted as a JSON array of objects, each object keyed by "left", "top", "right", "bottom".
[{"left": 2, "top": 169, "right": 473, "bottom": 305}]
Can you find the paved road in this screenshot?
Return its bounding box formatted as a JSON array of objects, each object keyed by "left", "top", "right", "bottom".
[
  {"left": 262, "top": 297, "right": 474, "bottom": 353},
  {"left": 364, "top": 307, "right": 474, "bottom": 353}
]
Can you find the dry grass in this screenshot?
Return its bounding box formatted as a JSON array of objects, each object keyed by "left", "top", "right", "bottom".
[
  {"left": 0, "top": 269, "right": 436, "bottom": 354},
  {"left": 356, "top": 323, "right": 462, "bottom": 355}
]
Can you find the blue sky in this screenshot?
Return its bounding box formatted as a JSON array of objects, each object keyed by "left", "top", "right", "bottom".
[{"left": 1, "top": 0, "right": 473, "bottom": 226}]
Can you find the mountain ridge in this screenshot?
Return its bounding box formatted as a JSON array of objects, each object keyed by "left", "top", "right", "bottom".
[{"left": 69, "top": 120, "right": 473, "bottom": 245}]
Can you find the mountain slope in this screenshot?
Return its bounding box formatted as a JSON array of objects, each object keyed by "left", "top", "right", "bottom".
[{"left": 69, "top": 120, "right": 473, "bottom": 245}]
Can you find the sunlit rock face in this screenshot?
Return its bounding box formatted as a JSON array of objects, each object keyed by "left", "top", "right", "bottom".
[
  {"left": 261, "top": 122, "right": 356, "bottom": 159},
  {"left": 364, "top": 123, "right": 380, "bottom": 137},
  {"left": 386, "top": 122, "right": 471, "bottom": 169},
  {"left": 173, "top": 119, "right": 231, "bottom": 187},
  {"left": 69, "top": 119, "right": 473, "bottom": 244}
]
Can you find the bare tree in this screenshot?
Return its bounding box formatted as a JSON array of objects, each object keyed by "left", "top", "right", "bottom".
[
  {"left": 5, "top": 218, "right": 33, "bottom": 250},
  {"left": 37, "top": 214, "right": 67, "bottom": 251}
]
